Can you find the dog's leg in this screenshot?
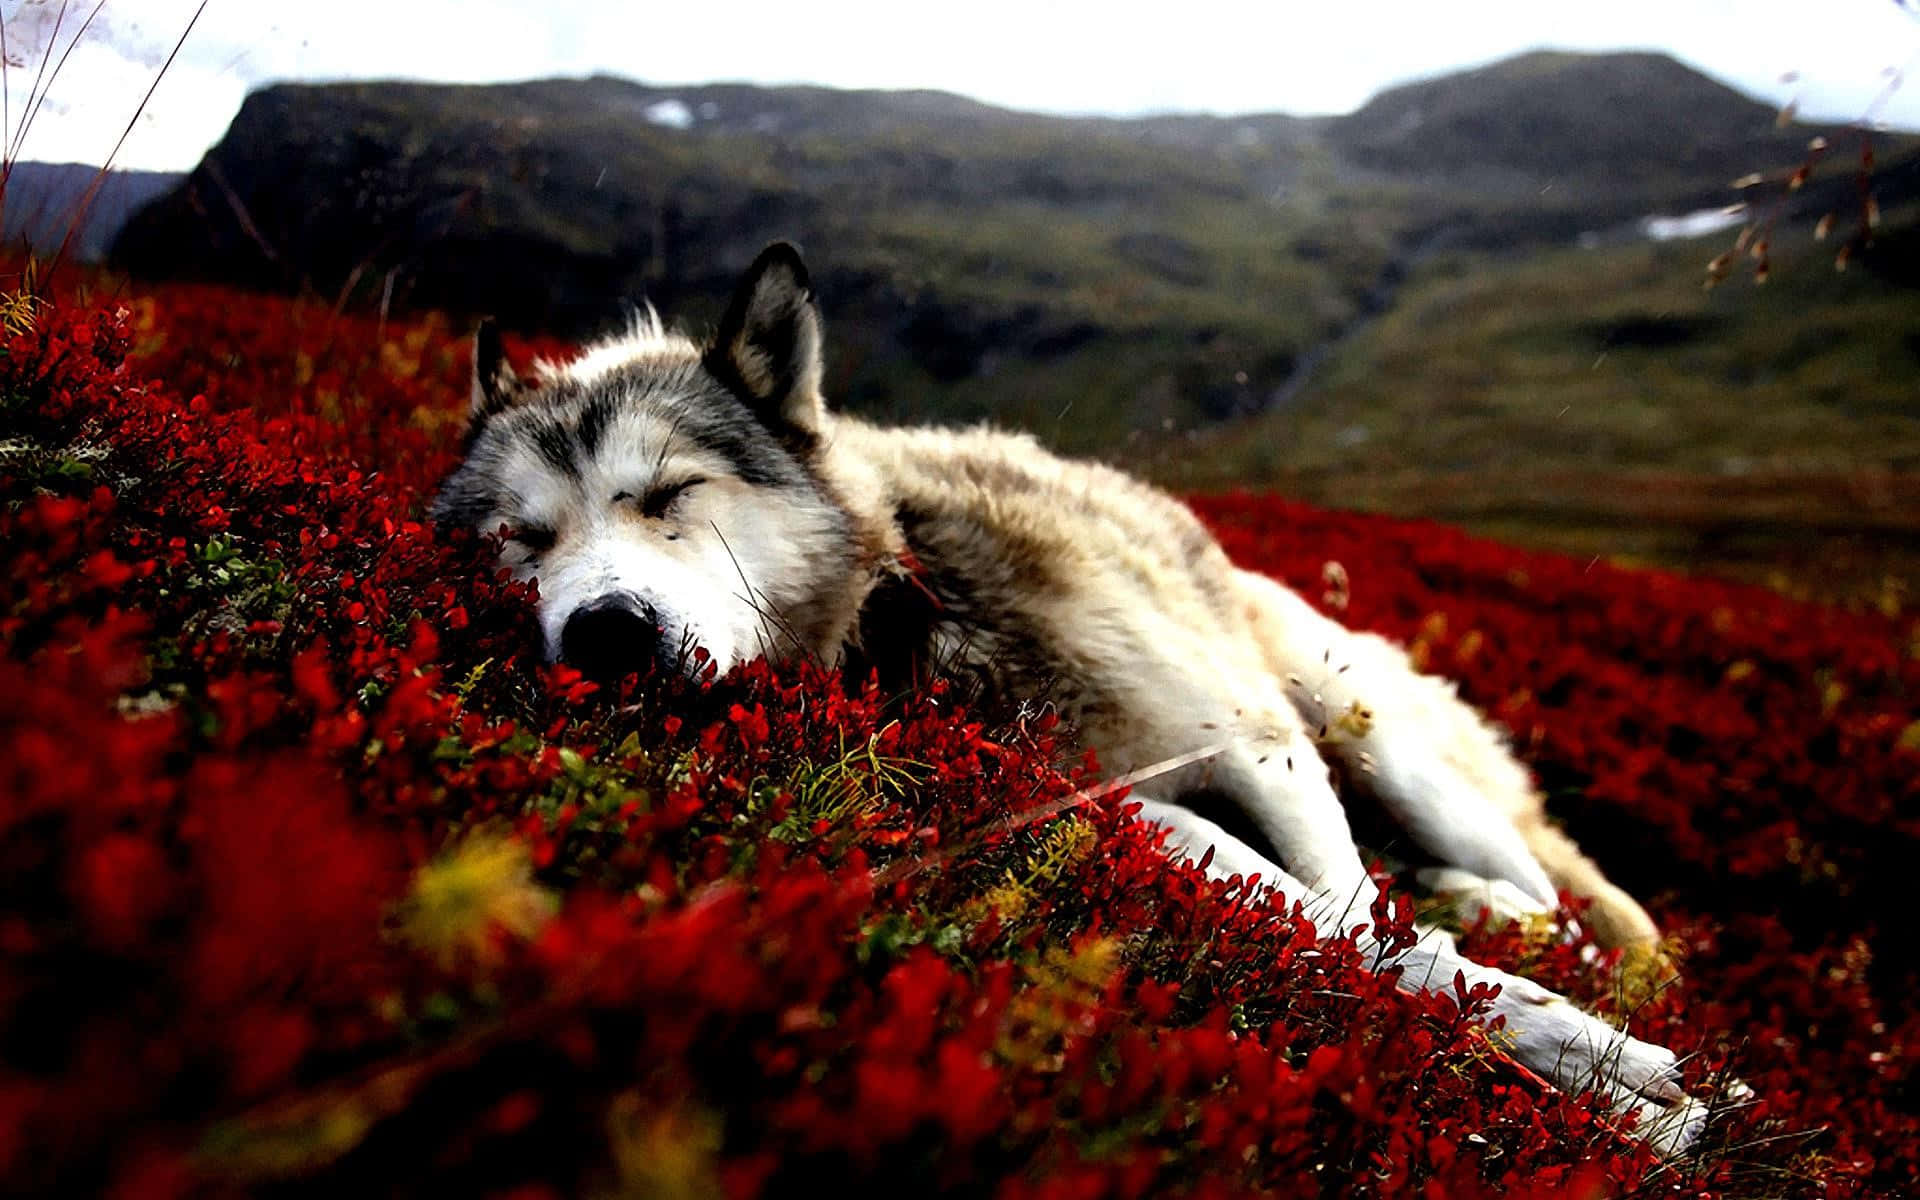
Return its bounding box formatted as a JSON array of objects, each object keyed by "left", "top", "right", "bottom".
[
  {"left": 1232, "top": 570, "right": 1658, "bottom": 949},
  {"left": 1130, "top": 795, "right": 1707, "bottom": 1156}
]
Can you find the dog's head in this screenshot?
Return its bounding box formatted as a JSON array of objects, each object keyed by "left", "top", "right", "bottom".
[{"left": 431, "top": 243, "right": 861, "bottom": 684}]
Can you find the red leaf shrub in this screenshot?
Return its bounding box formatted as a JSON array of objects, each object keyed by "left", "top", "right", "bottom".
[{"left": 0, "top": 276, "right": 1914, "bottom": 1197}]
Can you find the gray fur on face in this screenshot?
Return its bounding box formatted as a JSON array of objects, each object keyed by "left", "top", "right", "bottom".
[{"left": 434, "top": 360, "right": 815, "bottom": 526}]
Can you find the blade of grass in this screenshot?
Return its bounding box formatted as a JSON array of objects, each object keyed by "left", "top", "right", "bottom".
[
  {"left": 7, "top": 2, "right": 107, "bottom": 167},
  {"left": 2, "top": 9, "right": 11, "bottom": 185},
  {"left": 4, "top": 0, "right": 69, "bottom": 171},
  {"left": 45, "top": 0, "right": 207, "bottom": 288},
  {"left": 2, "top": 0, "right": 105, "bottom": 269}
]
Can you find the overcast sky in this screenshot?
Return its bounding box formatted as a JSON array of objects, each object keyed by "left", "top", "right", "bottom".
[{"left": 7, "top": 0, "right": 1920, "bottom": 172}]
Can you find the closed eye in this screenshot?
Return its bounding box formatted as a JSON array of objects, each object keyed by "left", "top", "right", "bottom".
[
  {"left": 632, "top": 476, "right": 706, "bottom": 519},
  {"left": 504, "top": 524, "right": 556, "bottom": 555}
]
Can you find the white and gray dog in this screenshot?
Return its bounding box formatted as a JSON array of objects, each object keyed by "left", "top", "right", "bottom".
[{"left": 433, "top": 243, "right": 1712, "bottom": 1153}]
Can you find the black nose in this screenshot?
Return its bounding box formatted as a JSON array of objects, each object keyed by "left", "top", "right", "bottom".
[{"left": 559, "top": 595, "right": 660, "bottom": 683}]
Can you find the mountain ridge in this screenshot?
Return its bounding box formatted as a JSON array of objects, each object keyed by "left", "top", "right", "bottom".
[{"left": 105, "top": 51, "right": 1916, "bottom": 450}]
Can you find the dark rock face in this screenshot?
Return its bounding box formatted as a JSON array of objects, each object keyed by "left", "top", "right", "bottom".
[{"left": 112, "top": 79, "right": 823, "bottom": 332}]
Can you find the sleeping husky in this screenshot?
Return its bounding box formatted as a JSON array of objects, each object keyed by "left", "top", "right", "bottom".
[{"left": 432, "top": 243, "right": 1710, "bottom": 1153}]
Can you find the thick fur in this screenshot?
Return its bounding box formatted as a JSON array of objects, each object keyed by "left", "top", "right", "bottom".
[{"left": 433, "top": 244, "right": 1704, "bottom": 1153}]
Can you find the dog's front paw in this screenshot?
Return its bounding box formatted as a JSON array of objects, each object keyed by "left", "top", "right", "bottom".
[
  {"left": 1601, "top": 1057, "right": 1755, "bottom": 1158},
  {"left": 1613, "top": 1090, "right": 1711, "bottom": 1158},
  {"left": 1495, "top": 984, "right": 1707, "bottom": 1156}
]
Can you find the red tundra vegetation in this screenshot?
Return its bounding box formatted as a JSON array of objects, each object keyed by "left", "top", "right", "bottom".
[{"left": 0, "top": 275, "right": 1916, "bottom": 1197}]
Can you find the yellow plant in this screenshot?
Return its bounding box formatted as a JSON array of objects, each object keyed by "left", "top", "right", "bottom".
[
  {"left": 392, "top": 828, "right": 556, "bottom": 970},
  {"left": 604, "top": 1092, "right": 724, "bottom": 1200}
]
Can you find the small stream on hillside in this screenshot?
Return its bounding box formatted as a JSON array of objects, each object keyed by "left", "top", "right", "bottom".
[{"left": 1261, "top": 222, "right": 1471, "bottom": 416}]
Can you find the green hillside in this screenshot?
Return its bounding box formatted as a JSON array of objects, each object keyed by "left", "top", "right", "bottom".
[{"left": 1170, "top": 213, "right": 1920, "bottom": 602}]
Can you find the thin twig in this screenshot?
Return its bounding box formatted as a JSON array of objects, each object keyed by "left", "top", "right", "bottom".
[{"left": 871, "top": 739, "right": 1233, "bottom": 886}]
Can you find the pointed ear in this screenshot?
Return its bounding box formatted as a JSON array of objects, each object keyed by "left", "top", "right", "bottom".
[
  {"left": 706, "top": 242, "right": 825, "bottom": 437},
  {"left": 470, "top": 317, "right": 524, "bottom": 420}
]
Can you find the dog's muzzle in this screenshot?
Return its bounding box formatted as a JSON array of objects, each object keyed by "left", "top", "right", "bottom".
[{"left": 559, "top": 593, "right": 662, "bottom": 684}]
